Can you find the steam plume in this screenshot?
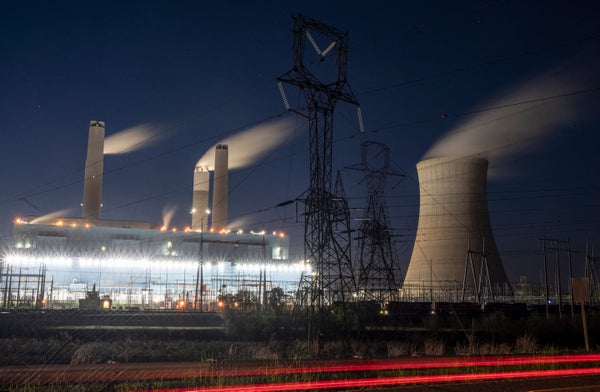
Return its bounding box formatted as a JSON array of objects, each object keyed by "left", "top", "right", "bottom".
[
  {"left": 196, "top": 117, "right": 295, "bottom": 170},
  {"left": 161, "top": 204, "right": 177, "bottom": 230},
  {"left": 424, "top": 63, "right": 596, "bottom": 177},
  {"left": 29, "top": 209, "right": 72, "bottom": 224},
  {"left": 104, "top": 123, "right": 163, "bottom": 155}
]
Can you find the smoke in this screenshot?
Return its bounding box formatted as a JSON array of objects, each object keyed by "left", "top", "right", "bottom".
[
  {"left": 104, "top": 123, "right": 164, "bottom": 155},
  {"left": 195, "top": 117, "right": 296, "bottom": 170},
  {"left": 226, "top": 216, "right": 250, "bottom": 231},
  {"left": 29, "top": 209, "right": 72, "bottom": 224},
  {"left": 161, "top": 204, "right": 177, "bottom": 229},
  {"left": 424, "top": 62, "right": 597, "bottom": 177}
]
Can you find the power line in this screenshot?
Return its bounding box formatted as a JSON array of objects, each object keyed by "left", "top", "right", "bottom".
[{"left": 357, "top": 33, "right": 600, "bottom": 96}]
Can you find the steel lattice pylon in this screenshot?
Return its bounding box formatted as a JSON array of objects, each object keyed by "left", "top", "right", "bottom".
[
  {"left": 349, "top": 142, "right": 404, "bottom": 304},
  {"left": 278, "top": 14, "right": 358, "bottom": 341}
]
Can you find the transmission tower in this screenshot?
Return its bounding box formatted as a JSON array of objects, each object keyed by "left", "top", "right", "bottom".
[
  {"left": 278, "top": 14, "right": 359, "bottom": 341},
  {"left": 348, "top": 141, "right": 404, "bottom": 305}
]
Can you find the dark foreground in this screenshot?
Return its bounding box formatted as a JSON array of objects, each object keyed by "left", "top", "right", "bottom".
[{"left": 2, "top": 354, "right": 600, "bottom": 391}]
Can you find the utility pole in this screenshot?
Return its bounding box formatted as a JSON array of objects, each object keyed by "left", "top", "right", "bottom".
[
  {"left": 585, "top": 242, "right": 599, "bottom": 304},
  {"left": 539, "top": 237, "right": 570, "bottom": 319},
  {"left": 278, "top": 14, "right": 360, "bottom": 349}
]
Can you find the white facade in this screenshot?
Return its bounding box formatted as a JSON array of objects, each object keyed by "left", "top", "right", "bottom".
[{"left": 7, "top": 219, "right": 305, "bottom": 309}]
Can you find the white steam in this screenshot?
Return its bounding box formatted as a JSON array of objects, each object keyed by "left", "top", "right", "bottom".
[
  {"left": 424, "top": 63, "right": 596, "bottom": 176},
  {"left": 195, "top": 117, "right": 296, "bottom": 170},
  {"left": 29, "top": 209, "right": 72, "bottom": 224},
  {"left": 161, "top": 204, "right": 177, "bottom": 229},
  {"left": 104, "top": 123, "right": 163, "bottom": 155}
]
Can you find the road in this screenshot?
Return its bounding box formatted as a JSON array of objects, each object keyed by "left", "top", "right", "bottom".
[{"left": 1, "top": 354, "right": 600, "bottom": 391}]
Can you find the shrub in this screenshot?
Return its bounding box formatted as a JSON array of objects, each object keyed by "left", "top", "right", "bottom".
[
  {"left": 387, "top": 341, "right": 409, "bottom": 357},
  {"left": 515, "top": 334, "right": 538, "bottom": 354},
  {"left": 423, "top": 337, "right": 445, "bottom": 356}
]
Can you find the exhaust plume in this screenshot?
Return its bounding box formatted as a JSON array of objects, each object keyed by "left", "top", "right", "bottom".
[
  {"left": 161, "top": 204, "right": 177, "bottom": 230},
  {"left": 196, "top": 117, "right": 296, "bottom": 170},
  {"left": 424, "top": 62, "right": 597, "bottom": 177},
  {"left": 29, "top": 209, "right": 73, "bottom": 224},
  {"left": 104, "top": 123, "right": 164, "bottom": 155}
]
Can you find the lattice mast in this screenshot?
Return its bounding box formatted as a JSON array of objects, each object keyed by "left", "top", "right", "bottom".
[
  {"left": 348, "top": 142, "right": 404, "bottom": 304},
  {"left": 278, "top": 14, "right": 359, "bottom": 321}
]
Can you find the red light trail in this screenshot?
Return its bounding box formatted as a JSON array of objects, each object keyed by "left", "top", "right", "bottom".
[
  {"left": 195, "top": 354, "right": 600, "bottom": 377},
  {"left": 137, "top": 354, "right": 600, "bottom": 392},
  {"left": 161, "top": 368, "right": 600, "bottom": 391}
]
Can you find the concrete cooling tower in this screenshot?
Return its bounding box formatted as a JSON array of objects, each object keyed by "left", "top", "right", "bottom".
[
  {"left": 81, "top": 120, "right": 105, "bottom": 220},
  {"left": 403, "top": 157, "right": 512, "bottom": 302}
]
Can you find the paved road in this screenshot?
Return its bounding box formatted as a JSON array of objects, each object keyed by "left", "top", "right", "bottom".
[
  {"left": 2, "top": 355, "right": 600, "bottom": 391},
  {"left": 378, "top": 374, "right": 600, "bottom": 391}
]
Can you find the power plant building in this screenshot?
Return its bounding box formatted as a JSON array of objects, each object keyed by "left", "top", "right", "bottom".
[
  {"left": 402, "top": 157, "right": 512, "bottom": 302},
  {"left": 8, "top": 218, "right": 299, "bottom": 309},
  {"left": 2, "top": 121, "right": 305, "bottom": 310}
]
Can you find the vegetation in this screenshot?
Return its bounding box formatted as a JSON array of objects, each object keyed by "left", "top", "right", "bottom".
[{"left": 0, "top": 308, "right": 598, "bottom": 367}]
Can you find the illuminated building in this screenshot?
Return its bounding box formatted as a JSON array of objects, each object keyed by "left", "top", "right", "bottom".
[
  {"left": 9, "top": 217, "right": 302, "bottom": 309},
  {"left": 2, "top": 121, "right": 305, "bottom": 309}
]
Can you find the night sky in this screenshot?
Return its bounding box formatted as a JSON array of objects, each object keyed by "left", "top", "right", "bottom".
[{"left": 1, "top": 1, "right": 599, "bottom": 285}]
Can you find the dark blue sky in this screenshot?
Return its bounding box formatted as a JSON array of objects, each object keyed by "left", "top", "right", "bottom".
[{"left": 1, "top": 0, "right": 599, "bottom": 284}]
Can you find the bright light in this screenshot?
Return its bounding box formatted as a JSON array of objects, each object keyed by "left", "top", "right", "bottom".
[{"left": 130, "top": 354, "right": 600, "bottom": 392}]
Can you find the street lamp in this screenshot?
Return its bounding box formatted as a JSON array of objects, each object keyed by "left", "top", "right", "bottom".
[{"left": 195, "top": 209, "right": 210, "bottom": 311}]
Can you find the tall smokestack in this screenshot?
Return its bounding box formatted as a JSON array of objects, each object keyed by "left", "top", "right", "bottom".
[
  {"left": 211, "top": 144, "right": 228, "bottom": 230},
  {"left": 81, "top": 120, "right": 105, "bottom": 220},
  {"left": 191, "top": 165, "right": 210, "bottom": 231},
  {"left": 403, "top": 157, "right": 512, "bottom": 301}
]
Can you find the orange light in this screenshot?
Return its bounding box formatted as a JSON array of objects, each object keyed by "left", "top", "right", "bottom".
[
  {"left": 217, "top": 301, "right": 224, "bottom": 308},
  {"left": 160, "top": 226, "right": 167, "bottom": 232},
  {"left": 171, "top": 227, "right": 177, "bottom": 232},
  {"left": 85, "top": 223, "right": 91, "bottom": 228}
]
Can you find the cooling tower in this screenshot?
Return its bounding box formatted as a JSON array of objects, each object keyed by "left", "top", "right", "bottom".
[
  {"left": 191, "top": 165, "right": 210, "bottom": 231},
  {"left": 211, "top": 144, "right": 228, "bottom": 230},
  {"left": 403, "top": 157, "right": 512, "bottom": 301},
  {"left": 81, "top": 120, "right": 105, "bottom": 220}
]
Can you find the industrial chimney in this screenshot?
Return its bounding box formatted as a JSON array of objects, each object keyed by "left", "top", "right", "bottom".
[
  {"left": 191, "top": 165, "right": 210, "bottom": 231},
  {"left": 211, "top": 144, "right": 228, "bottom": 230},
  {"left": 403, "top": 157, "right": 512, "bottom": 301},
  {"left": 81, "top": 120, "right": 105, "bottom": 220}
]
